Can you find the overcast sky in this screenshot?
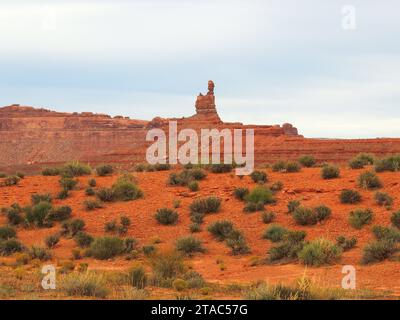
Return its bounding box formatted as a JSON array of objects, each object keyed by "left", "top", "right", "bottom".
[{"left": 1, "top": 0, "right": 399, "bottom": 138}]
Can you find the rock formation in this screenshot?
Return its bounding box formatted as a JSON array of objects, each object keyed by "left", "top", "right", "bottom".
[{"left": 1, "top": 82, "right": 400, "bottom": 172}]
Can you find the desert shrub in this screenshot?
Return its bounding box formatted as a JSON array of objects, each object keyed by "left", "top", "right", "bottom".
[
  {"left": 187, "top": 168, "right": 207, "bottom": 180},
  {"left": 173, "top": 279, "right": 188, "bottom": 291},
  {"left": 45, "top": 234, "right": 60, "bottom": 248},
  {"left": 285, "top": 230, "right": 307, "bottom": 243},
  {"left": 155, "top": 208, "right": 178, "bottom": 225},
  {"left": 287, "top": 200, "right": 300, "bottom": 213},
  {"left": 250, "top": 171, "right": 267, "bottom": 183},
  {"left": 188, "top": 181, "right": 199, "bottom": 192},
  {"left": 267, "top": 231, "right": 306, "bottom": 263},
  {"left": 285, "top": 162, "right": 300, "bottom": 173},
  {"left": 74, "top": 231, "right": 94, "bottom": 248},
  {"left": 225, "top": 230, "right": 250, "bottom": 255},
  {"left": 361, "top": 240, "right": 397, "bottom": 264},
  {"left": 272, "top": 161, "right": 286, "bottom": 172},
  {"left": 0, "top": 226, "right": 16, "bottom": 240},
  {"left": 104, "top": 220, "right": 117, "bottom": 233},
  {"left": 374, "top": 155, "right": 400, "bottom": 172},
  {"left": 123, "top": 238, "right": 137, "bottom": 253},
  {"left": 261, "top": 211, "right": 276, "bottom": 224},
  {"left": 42, "top": 167, "right": 60, "bottom": 176},
  {"left": 189, "top": 223, "right": 201, "bottom": 233},
  {"left": 3, "top": 203, "right": 24, "bottom": 225},
  {"left": 176, "top": 236, "right": 204, "bottom": 256},
  {"left": 95, "top": 164, "right": 113, "bottom": 176},
  {"left": 340, "top": 189, "right": 361, "bottom": 204},
  {"left": 292, "top": 207, "right": 317, "bottom": 226},
  {"left": 298, "top": 239, "right": 342, "bottom": 266},
  {"left": 47, "top": 206, "right": 72, "bottom": 222},
  {"left": 120, "top": 215, "right": 131, "bottom": 228},
  {"left": 314, "top": 205, "right": 332, "bottom": 222},
  {"left": 263, "top": 224, "right": 288, "bottom": 242},
  {"left": 83, "top": 199, "right": 103, "bottom": 211},
  {"left": 153, "top": 163, "right": 171, "bottom": 171},
  {"left": 209, "top": 163, "right": 233, "bottom": 173},
  {"left": 321, "top": 165, "right": 340, "bottom": 179},
  {"left": 168, "top": 169, "right": 206, "bottom": 186},
  {"left": 207, "top": 221, "right": 234, "bottom": 241},
  {"left": 61, "top": 161, "right": 92, "bottom": 176},
  {"left": 96, "top": 188, "right": 114, "bottom": 202},
  {"left": 189, "top": 196, "right": 221, "bottom": 214},
  {"left": 173, "top": 199, "right": 181, "bottom": 208},
  {"left": 233, "top": 187, "right": 249, "bottom": 201},
  {"left": 127, "top": 265, "right": 147, "bottom": 289},
  {"left": 357, "top": 171, "right": 382, "bottom": 190},
  {"left": 24, "top": 202, "right": 53, "bottom": 228},
  {"left": 270, "top": 181, "right": 283, "bottom": 192},
  {"left": 88, "top": 236, "right": 124, "bottom": 260},
  {"left": 374, "top": 192, "right": 393, "bottom": 208},
  {"left": 134, "top": 164, "right": 146, "bottom": 172},
  {"left": 29, "top": 246, "right": 52, "bottom": 261},
  {"left": 111, "top": 180, "right": 143, "bottom": 201},
  {"left": 298, "top": 155, "right": 316, "bottom": 168},
  {"left": 243, "top": 201, "right": 264, "bottom": 213},
  {"left": 57, "top": 189, "right": 69, "bottom": 199},
  {"left": 142, "top": 245, "right": 156, "bottom": 256},
  {"left": 88, "top": 178, "right": 96, "bottom": 187},
  {"left": 183, "top": 271, "right": 205, "bottom": 289},
  {"left": 0, "top": 239, "right": 24, "bottom": 255},
  {"left": 4, "top": 176, "right": 20, "bottom": 186},
  {"left": 245, "top": 186, "right": 275, "bottom": 205},
  {"left": 336, "top": 236, "right": 357, "bottom": 251},
  {"left": 348, "top": 158, "right": 365, "bottom": 169},
  {"left": 349, "top": 209, "right": 373, "bottom": 229},
  {"left": 31, "top": 193, "right": 52, "bottom": 204},
  {"left": 85, "top": 187, "right": 95, "bottom": 196},
  {"left": 61, "top": 272, "right": 108, "bottom": 298},
  {"left": 245, "top": 282, "right": 314, "bottom": 300},
  {"left": 61, "top": 219, "right": 85, "bottom": 237},
  {"left": 16, "top": 173, "right": 24, "bottom": 180},
  {"left": 391, "top": 211, "right": 400, "bottom": 228},
  {"left": 372, "top": 225, "right": 400, "bottom": 242},
  {"left": 150, "top": 251, "right": 185, "bottom": 281},
  {"left": 59, "top": 177, "right": 78, "bottom": 191},
  {"left": 190, "top": 212, "right": 205, "bottom": 224}
]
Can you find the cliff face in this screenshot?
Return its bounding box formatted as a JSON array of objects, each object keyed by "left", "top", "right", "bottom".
[{"left": 1, "top": 83, "right": 400, "bottom": 172}]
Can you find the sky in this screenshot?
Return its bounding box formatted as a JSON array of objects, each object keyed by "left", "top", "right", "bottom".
[{"left": 0, "top": 0, "right": 399, "bottom": 138}]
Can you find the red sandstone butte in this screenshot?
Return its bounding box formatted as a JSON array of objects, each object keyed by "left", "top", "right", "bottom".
[{"left": 1, "top": 81, "right": 400, "bottom": 172}]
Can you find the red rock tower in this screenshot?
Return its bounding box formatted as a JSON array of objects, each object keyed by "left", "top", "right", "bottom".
[{"left": 193, "top": 80, "right": 222, "bottom": 123}]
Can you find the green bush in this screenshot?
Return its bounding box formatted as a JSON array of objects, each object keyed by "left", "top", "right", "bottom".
[
  {"left": 74, "top": 232, "right": 94, "bottom": 248},
  {"left": 29, "top": 246, "right": 52, "bottom": 261},
  {"left": 189, "top": 196, "right": 221, "bottom": 214},
  {"left": 209, "top": 164, "right": 233, "bottom": 173},
  {"left": 189, "top": 223, "right": 201, "bottom": 233},
  {"left": 272, "top": 161, "right": 286, "bottom": 172},
  {"left": 285, "top": 162, "right": 300, "bottom": 173},
  {"left": 31, "top": 193, "right": 52, "bottom": 204},
  {"left": 244, "top": 186, "right": 275, "bottom": 205},
  {"left": 391, "top": 211, "right": 400, "bottom": 228},
  {"left": 321, "top": 165, "right": 340, "bottom": 179},
  {"left": 4, "top": 176, "right": 20, "bottom": 186},
  {"left": 267, "top": 231, "right": 306, "bottom": 263},
  {"left": 298, "top": 239, "right": 342, "bottom": 266},
  {"left": 292, "top": 207, "right": 317, "bottom": 226},
  {"left": 59, "top": 177, "right": 78, "bottom": 191},
  {"left": 263, "top": 224, "right": 288, "bottom": 242},
  {"left": 150, "top": 252, "right": 185, "bottom": 280},
  {"left": 88, "top": 178, "right": 96, "bottom": 187},
  {"left": 96, "top": 188, "right": 114, "bottom": 202},
  {"left": 111, "top": 180, "right": 143, "bottom": 201},
  {"left": 374, "top": 155, "right": 400, "bottom": 172},
  {"left": 287, "top": 200, "right": 300, "bottom": 213},
  {"left": 261, "top": 211, "right": 276, "bottom": 224},
  {"left": 155, "top": 208, "right": 178, "bottom": 225},
  {"left": 314, "top": 205, "right": 331, "bottom": 222},
  {"left": 0, "top": 226, "right": 16, "bottom": 240},
  {"left": 374, "top": 192, "right": 393, "bottom": 207},
  {"left": 3, "top": 203, "right": 23, "bottom": 225},
  {"left": 361, "top": 240, "right": 396, "bottom": 264},
  {"left": 95, "top": 165, "right": 113, "bottom": 176},
  {"left": 190, "top": 212, "right": 205, "bottom": 224},
  {"left": 61, "top": 161, "right": 92, "bottom": 176},
  {"left": 176, "top": 236, "right": 204, "bottom": 256},
  {"left": 45, "top": 234, "right": 60, "bottom": 248},
  {"left": 243, "top": 201, "right": 264, "bottom": 213},
  {"left": 188, "top": 181, "right": 199, "bottom": 192},
  {"left": 225, "top": 229, "right": 250, "bottom": 255},
  {"left": 153, "top": 163, "right": 171, "bottom": 171},
  {"left": 168, "top": 169, "right": 206, "bottom": 186},
  {"left": 142, "top": 245, "right": 156, "bottom": 255},
  {"left": 104, "top": 220, "right": 117, "bottom": 233},
  {"left": 348, "top": 158, "right": 365, "bottom": 169},
  {"left": 83, "top": 199, "right": 103, "bottom": 211},
  {"left": 270, "top": 181, "right": 283, "bottom": 192},
  {"left": 120, "top": 215, "right": 131, "bottom": 228},
  {"left": 357, "top": 171, "right": 382, "bottom": 190},
  {"left": 24, "top": 202, "right": 53, "bottom": 228},
  {"left": 207, "top": 220, "right": 234, "bottom": 241},
  {"left": 127, "top": 265, "right": 147, "bottom": 289},
  {"left": 61, "top": 219, "right": 85, "bottom": 237},
  {"left": 88, "top": 236, "right": 125, "bottom": 260},
  {"left": 372, "top": 225, "right": 400, "bottom": 242},
  {"left": 47, "top": 206, "right": 72, "bottom": 222},
  {"left": 298, "top": 155, "right": 316, "bottom": 168},
  {"left": 349, "top": 209, "right": 373, "bottom": 229},
  {"left": 233, "top": 187, "right": 249, "bottom": 201},
  {"left": 57, "top": 189, "right": 69, "bottom": 199},
  {"left": 340, "top": 189, "right": 361, "bottom": 204},
  {"left": 85, "top": 187, "right": 95, "bottom": 196},
  {"left": 61, "top": 272, "right": 108, "bottom": 298},
  {"left": 0, "top": 239, "right": 24, "bottom": 256},
  {"left": 336, "top": 236, "right": 357, "bottom": 251},
  {"left": 250, "top": 171, "right": 267, "bottom": 183},
  {"left": 42, "top": 167, "right": 60, "bottom": 176}
]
